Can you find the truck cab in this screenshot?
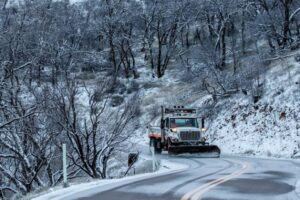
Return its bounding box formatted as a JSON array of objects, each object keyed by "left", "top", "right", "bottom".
[{"left": 164, "top": 116, "right": 207, "bottom": 147}]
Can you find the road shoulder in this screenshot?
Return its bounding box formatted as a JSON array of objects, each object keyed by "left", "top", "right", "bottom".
[{"left": 28, "top": 159, "right": 188, "bottom": 200}]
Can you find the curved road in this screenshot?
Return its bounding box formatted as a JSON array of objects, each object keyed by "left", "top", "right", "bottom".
[{"left": 71, "top": 154, "right": 300, "bottom": 200}]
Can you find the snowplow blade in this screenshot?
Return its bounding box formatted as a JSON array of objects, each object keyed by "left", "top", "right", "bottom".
[{"left": 168, "top": 145, "right": 220, "bottom": 157}]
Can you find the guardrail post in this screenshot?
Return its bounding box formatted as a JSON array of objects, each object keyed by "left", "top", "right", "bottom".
[
  {"left": 151, "top": 146, "right": 156, "bottom": 172},
  {"left": 62, "top": 143, "right": 69, "bottom": 188}
]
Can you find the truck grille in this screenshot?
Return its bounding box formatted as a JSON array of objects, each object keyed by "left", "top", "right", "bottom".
[{"left": 179, "top": 131, "right": 201, "bottom": 141}]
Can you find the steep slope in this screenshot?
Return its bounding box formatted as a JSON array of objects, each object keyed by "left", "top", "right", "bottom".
[{"left": 207, "top": 54, "right": 300, "bottom": 158}]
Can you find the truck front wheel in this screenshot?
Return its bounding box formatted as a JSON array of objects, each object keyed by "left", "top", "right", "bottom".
[{"left": 167, "top": 138, "right": 175, "bottom": 155}]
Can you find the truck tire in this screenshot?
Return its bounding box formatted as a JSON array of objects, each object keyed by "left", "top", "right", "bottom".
[
  {"left": 155, "top": 145, "right": 162, "bottom": 154},
  {"left": 167, "top": 138, "right": 175, "bottom": 155},
  {"left": 149, "top": 138, "right": 154, "bottom": 147},
  {"left": 149, "top": 138, "right": 162, "bottom": 154}
]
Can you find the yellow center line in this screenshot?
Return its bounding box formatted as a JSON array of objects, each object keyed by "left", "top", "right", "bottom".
[{"left": 180, "top": 160, "right": 251, "bottom": 200}]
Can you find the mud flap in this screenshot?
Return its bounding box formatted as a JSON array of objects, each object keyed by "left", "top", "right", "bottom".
[{"left": 168, "top": 145, "right": 220, "bottom": 157}]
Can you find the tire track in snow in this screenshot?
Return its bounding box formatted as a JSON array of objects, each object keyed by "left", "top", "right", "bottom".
[{"left": 160, "top": 158, "right": 234, "bottom": 198}]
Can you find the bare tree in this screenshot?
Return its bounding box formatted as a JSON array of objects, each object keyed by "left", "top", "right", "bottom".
[
  {"left": 142, "top": 0, "right": 191, "bottom": 78},
  {"left": 0, "top": 65, "right": 62, "bottom": 198},
  {"left": 51, "top": 79, "right": 139, "bottom": 179}
]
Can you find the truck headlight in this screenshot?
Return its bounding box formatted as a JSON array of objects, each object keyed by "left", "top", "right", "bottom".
[
  {"left": 170, "top": 129, "right": 178, "bottom": 139},
  {"left": 201, "top": 128, "right": 207, "bottom": 132},
  {"left": 171, "top": 128, "right": 177, "bottom": 133}
]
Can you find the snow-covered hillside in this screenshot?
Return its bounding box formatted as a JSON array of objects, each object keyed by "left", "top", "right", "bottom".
[{"left": 208, "top": 55, "right": 300, "bottom": 158}]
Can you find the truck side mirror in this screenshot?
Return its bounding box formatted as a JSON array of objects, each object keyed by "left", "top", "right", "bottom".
[
  {"left": 201, "top": 118, "right": 205, "bottom": 129},
  {"left": 160, "top": 119, "right": 165, "bottom": 129}
]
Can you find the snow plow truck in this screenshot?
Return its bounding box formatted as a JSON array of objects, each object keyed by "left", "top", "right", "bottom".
[{"left": 148, "top": 106, "right": 220, "bottom": 157}]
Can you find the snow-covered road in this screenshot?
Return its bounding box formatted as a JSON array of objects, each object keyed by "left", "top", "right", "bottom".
[{"left": 45, "top": 154, "right": 300, "bottom": 200}]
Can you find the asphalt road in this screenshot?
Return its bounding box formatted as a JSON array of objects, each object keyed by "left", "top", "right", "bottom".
[{"left": 73, "top": 154, "right": 300, "bottom": 200}]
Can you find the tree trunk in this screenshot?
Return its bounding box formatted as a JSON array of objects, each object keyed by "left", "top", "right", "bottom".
[
  {"left": 157, "top": 20, "right": 163, "bottom": 78},
  {"left": 207, "top": 14, "right": 214, "bottom": 41},
  {"left": 231, "top": 35, "right": 237, "bottom": 73},
  {"left": 241, "top": 11, "right": 246, "bottom": 55},
  {"left": 186, "top": 24, "right": 190, "bottom": 47},
  {"left": 2, "top": 0, "right": 8, "bottom": 10},
  {"left": 282, "top": 0, "right": 291, "bottom": 47},
  {"left": 220, "top": 26, "right": 226, "bottom": 69},
  {"left": 109, "top": 32, "right": 117, "bottom": 77},
  {"left": 295, "top": 19, "right": 300, "bottom": 38}
]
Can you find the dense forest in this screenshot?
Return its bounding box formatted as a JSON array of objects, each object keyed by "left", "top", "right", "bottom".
[{"left": 1, "top": 0, "right": 300, "bottom": 199}]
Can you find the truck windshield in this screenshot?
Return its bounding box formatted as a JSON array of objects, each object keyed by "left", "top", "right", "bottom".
[{"left": 170, "top": 118, "right": 198, "bottom": 128}]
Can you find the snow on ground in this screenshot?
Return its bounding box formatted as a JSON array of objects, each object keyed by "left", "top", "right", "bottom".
[
  {"left": 28, "top": 158, "right": 187, "bottom": 200},
  {"left": 205, "top": 53, "right": 300, "bottom": 158}
]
